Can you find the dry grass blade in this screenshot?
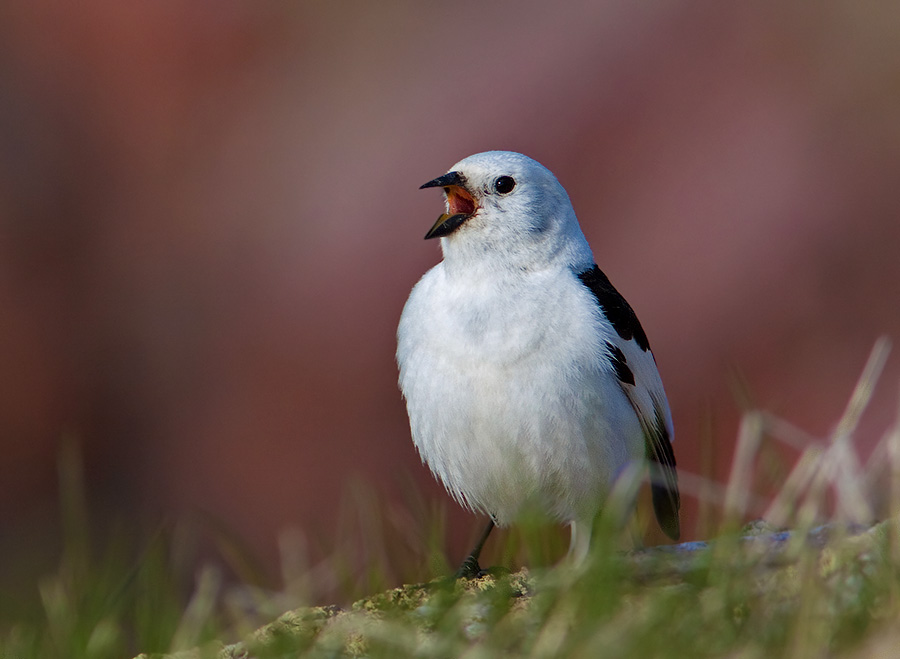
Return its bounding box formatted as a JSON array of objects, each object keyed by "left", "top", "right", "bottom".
[
  {"left": 764, "top": 446, "right": 824, "bottom": 528},
  {"left": 723, "top": 411, "right": 765, "bottom": 526},
  {"left": 833, "top": 336, "right": 891, "bottom": 440}
]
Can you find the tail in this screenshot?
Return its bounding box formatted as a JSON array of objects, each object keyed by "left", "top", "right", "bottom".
[{"left": 643, "top": 403, "right": 681, "bottom": 540}]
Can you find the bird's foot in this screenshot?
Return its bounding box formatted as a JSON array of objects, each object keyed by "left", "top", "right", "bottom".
[
  {"left": 454, "top": 558, "right": 511, "bottom": 580},
  {"left": 455, "top": 555, "right": 487, "bottom": 579}
]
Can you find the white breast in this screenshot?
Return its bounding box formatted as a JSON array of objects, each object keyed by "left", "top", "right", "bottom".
[{"left": 397, "top": 263, "right": 645, "bottom": 526}]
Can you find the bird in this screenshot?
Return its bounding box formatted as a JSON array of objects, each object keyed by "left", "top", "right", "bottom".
[{"left": 396, "top": 151, "right": 679, "bottom": 576}]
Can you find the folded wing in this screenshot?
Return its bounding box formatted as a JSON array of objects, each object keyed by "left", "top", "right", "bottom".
[{"left": 577, "top": 265, "right": 680, "bottom": 540}]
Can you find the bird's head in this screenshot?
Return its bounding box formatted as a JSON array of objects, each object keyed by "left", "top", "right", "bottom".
[{"left": 419, "top": 151, "right": 593, "bottom": 271}]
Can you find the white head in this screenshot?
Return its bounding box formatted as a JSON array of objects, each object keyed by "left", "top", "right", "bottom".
[{"left": 420, "top": 151, "right": 594, "bottom": 274}]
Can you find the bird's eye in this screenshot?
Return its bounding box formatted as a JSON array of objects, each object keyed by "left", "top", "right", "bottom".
[{"left": 493, "top": 176, "right": 516, "bottom": 194}]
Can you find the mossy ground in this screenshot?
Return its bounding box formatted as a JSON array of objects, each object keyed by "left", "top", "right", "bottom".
[{"left": 128, "top": 518, "right": 900, "bottom": 658}]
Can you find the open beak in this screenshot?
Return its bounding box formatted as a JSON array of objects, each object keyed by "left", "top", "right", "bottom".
[{"left": 420, "top": 171, "right": 477, "bottom": 239}]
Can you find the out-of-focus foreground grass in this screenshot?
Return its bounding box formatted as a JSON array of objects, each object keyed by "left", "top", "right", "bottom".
[{"left": 3, "top": 339, "right": 900, "bottom": 658}]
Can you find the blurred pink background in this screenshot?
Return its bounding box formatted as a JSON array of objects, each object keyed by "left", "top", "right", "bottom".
[{"left": 2, "top": 1, "right": 900, "bottom": 596}]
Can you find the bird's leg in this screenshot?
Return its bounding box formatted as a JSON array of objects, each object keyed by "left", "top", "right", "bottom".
[{"left": 455, "top": 519, "right": 495, "bottom": 579}]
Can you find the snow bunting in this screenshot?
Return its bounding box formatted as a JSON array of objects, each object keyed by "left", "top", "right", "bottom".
[{"left": 397, "top": 151, "right": 679, "bottom": 575}]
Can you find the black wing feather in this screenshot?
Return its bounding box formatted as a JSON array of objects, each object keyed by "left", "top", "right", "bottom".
[
  {"left": 577, "top": 265, "right": 650, "bottom": 351},
  {"left": 605, "top": 342, "right": 635, "bottom": 386}
]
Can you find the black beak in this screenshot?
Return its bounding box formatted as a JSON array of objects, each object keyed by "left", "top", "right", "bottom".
[
  {"left": 420, "top": 170, "right": 474, "bottom": 239},
  {"left": 424, "top": 213, "right": 469, "bottom": 240},
  {"left": 420, "top": 171, "right": 467, "bottom": 190}
]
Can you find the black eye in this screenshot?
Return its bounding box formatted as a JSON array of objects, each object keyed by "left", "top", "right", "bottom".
[{"left": 494, "top": 176, "right": 516, "bottom": 194}]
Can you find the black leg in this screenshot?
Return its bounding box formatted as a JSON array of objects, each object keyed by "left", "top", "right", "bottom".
[{"left": 455, "top": 519, "right": 495, "bottom": 579}]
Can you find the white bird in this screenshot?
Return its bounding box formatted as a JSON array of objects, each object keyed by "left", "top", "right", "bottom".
[{"left": 397, "top": 151, "right": 679, "bottom": 575}]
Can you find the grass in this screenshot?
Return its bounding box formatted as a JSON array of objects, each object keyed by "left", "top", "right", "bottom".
[{"left": 2, "top": 338, "right": 900, "bottom": 658}]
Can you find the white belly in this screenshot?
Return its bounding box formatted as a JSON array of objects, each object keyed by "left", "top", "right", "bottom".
[{"left": 397, "top": 264, "right": 644, "bottom": 526}]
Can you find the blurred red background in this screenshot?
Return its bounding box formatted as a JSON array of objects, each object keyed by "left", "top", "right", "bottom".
[{"left": 2, "top": 1, "right": 900, "bottom": 600}]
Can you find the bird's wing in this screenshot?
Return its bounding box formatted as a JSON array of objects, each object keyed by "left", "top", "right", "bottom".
[{"left": 576, "top": 265, "right": 681, "bottom": 540}]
